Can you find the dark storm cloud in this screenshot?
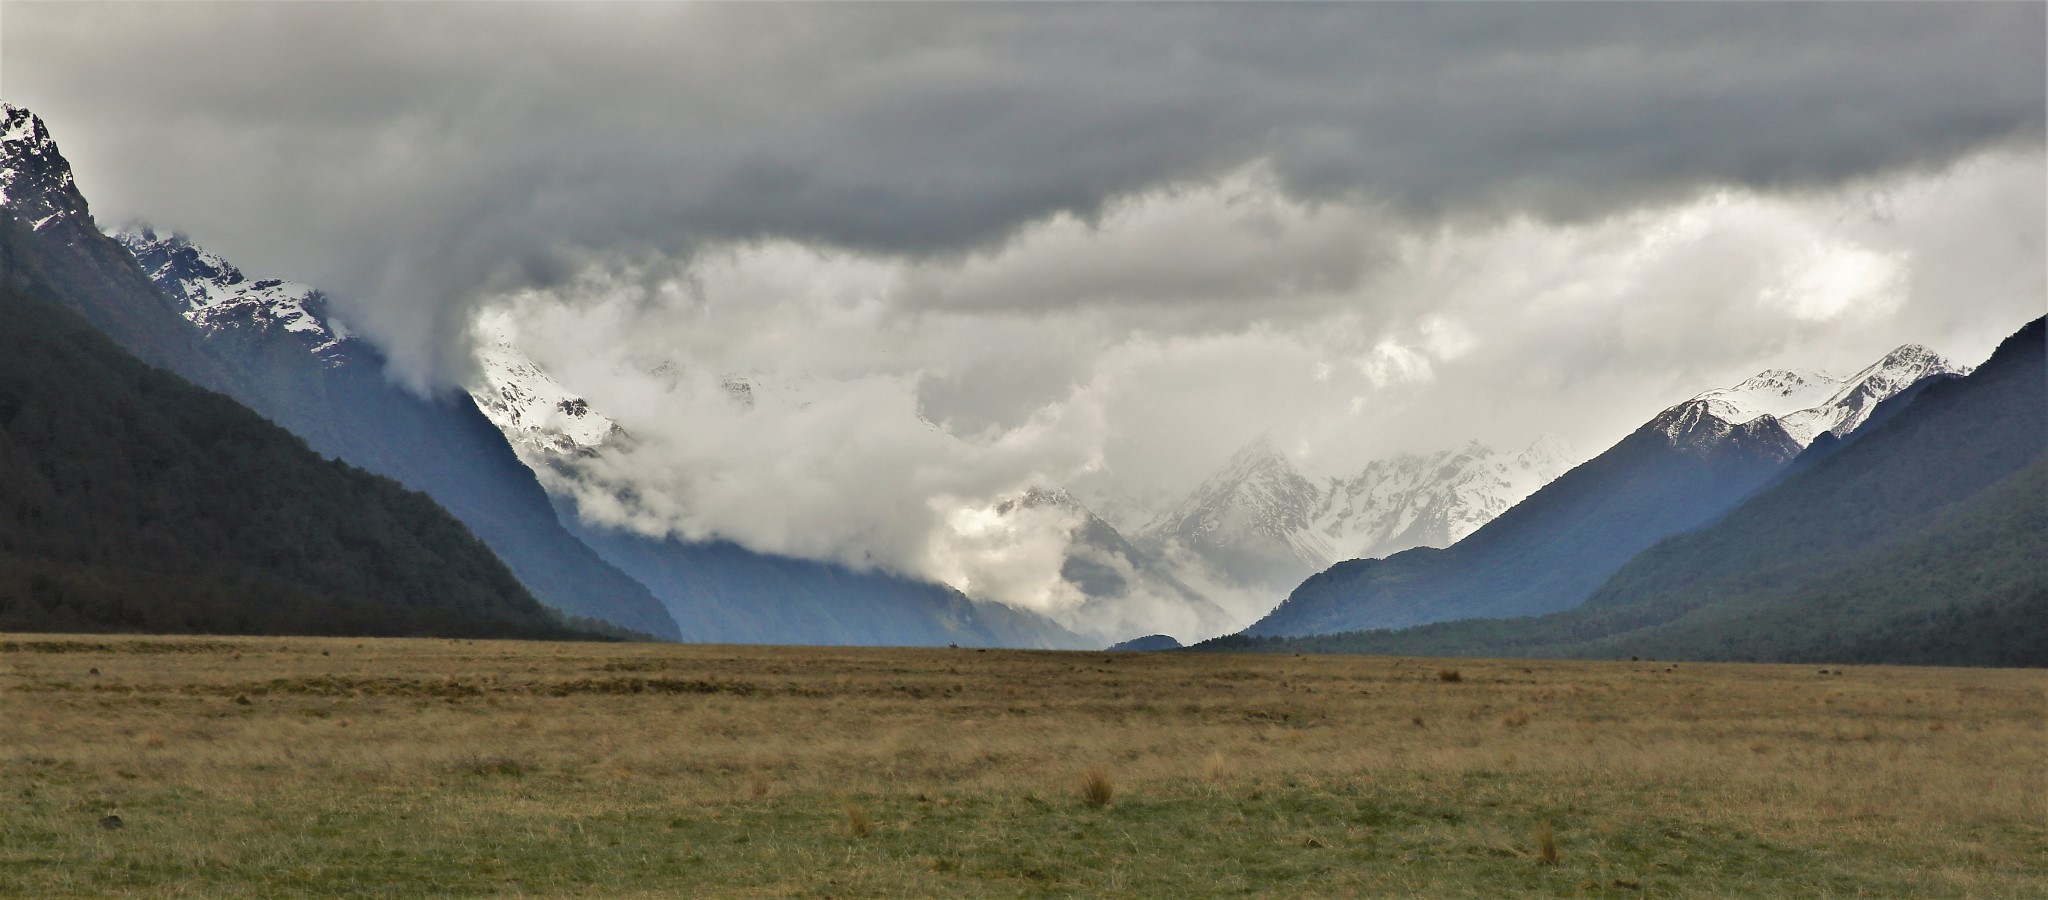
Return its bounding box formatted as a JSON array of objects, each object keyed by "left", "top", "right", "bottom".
[{"left": 5, "top": 1, "right": 2042, "bottom": 385}]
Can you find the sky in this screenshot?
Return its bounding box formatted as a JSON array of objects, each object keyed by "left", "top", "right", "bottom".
[{"left": 4, "top": 2, "right": 2043, "bottom": 617}]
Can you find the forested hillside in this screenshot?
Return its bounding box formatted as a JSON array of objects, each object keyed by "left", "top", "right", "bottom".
[{"left": 0, "top": 216, "right": 580, "bottom": 638}]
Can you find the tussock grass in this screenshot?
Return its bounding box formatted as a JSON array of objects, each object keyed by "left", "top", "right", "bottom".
[
  {"left": 1535, "top": 821, "right": 1559, "bottom": 866},
  {"left": 1079, "top": 767, "right": 1115, "bottom": 807},
  {"left": 0, "top": 633, "right": 2041, "bottom": 896},
  {"left": 843, "top": 804, "right": 873, "bottom": 838}
]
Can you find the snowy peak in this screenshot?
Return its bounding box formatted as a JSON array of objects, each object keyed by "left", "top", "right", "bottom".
[
  {"left": 1679, "top": 345, "right": 1972, "bottom": 447},
  {"left": 1780, "top": 344, "right": 1970, "bottom": 443},
  {"left": 1138, "top": 435, "right": 1335, "bottom": 569},
  {"left": 1689, "top": 367, "right": 1842, "bottom": 426},
  {"left": 1314, "top": 435, "right": 1576, "bottom": 560},
  {"left": 110, "top": 225, "right": 359, "bottom": 365},
  {"left": 0, "top": 103, "right": 90, "bottom": 233},
  {"left": 471, "top": 327, "right": 622, "bottom": 462}
]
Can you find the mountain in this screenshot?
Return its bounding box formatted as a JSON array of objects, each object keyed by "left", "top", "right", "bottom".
[
  {"left": 473, "top": 336, "right": 1092, "bottom": 648},
  {"left": 1205, "top": 317, "right": 2046, "bottom": 667},
  {"left": 0, "top": 105, "right": 243, "bottom": 393},
  {"left": 1314, "top": 436, "right": 1576, "bottom": 561},
  {"left": 0, "top": 212, "right": 581, "bottom": 639},
  {"left": 0, "top": 102, "right": 679, "bottom": 639},
  {"left": 1132, "top": 437, "right": 1340, "bottom": 598},
  {"left": 1243, "top": 399, "right": 1803, "bottom": 636},
  {"left": 1132, "top": 435, "right": 1575, "bottom": 607},
  {"left": 1694, "top": 347, "right": 1971, "bottom": 444},
  {"left": 1234, "top": 342, "right": 1970, "bottom": 638}
]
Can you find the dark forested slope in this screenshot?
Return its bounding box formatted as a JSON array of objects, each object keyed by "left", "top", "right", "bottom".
[{"left": 0, "top": 218, "right": 578, "bottom": 638}]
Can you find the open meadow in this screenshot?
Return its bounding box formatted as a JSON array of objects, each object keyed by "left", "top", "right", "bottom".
[{"left": 1, "top": 634, "right": 2041, "bottom": 897}]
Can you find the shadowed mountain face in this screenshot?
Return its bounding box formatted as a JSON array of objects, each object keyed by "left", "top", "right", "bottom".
[
  {"left": 1238, "top": 339, "right": 1969, "bottom": 639},
  {"left": 1244, "top": 404, "right": 1801, "bottom": 636},
  {"left": 0, "top": 103, "right": 680, "bottom": 639},
  {"left": 0, "top": 213, "right": 578, "bottom": 639},
  {"left": 1204, "top": 318, "right": 2046, "bottom": 667}
]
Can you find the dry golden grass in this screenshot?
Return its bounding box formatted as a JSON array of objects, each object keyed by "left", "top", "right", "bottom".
[
  {"left": 1078, "top": 767, "right": 1115, "bottom": 808},
  {"left": 1, "top": 634, "right": 2042, "bottom": 896}
]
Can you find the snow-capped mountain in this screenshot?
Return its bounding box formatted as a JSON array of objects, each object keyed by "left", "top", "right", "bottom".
[
  {"left": 1690, "top": 368, "right": 1842, "bottom": 425},
  {"left": 0, "top": 104, "right": 86, "bottom": 233},
  {"left": 1134, "top": 436, "right": 1337, "bottom": 585},
  {"left": 1133, "top": 434, "right": 1576, "bottom": 608},
  {"left": 110, "top": 226, "right": 360, "bottom": 366},
  {"left": 1314, "top": 436, "right": 1576, "bottom": 562},
  {"left": 78, "top": 225, "right": 680, "bottom": 638},
  {"left": 1244, "top": 344, "right": 1971, "bottom": 637},
  {"left": 1683, "top": 347, "right": 1969, "bottom": 445},
  {"left": 1777, "top": 346, "right": 1970, "bottom": 443},
  {"left": 474, "top": 326, "right": 623, "bottom": 464}
]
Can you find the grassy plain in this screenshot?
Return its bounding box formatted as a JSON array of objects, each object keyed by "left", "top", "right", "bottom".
[{"left": 0, "top": 634, "right": 2041, "bottom": 897}]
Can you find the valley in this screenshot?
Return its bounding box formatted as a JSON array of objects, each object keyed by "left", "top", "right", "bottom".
[{"left": 2, "top": 635, "right": 2040, "bottom": 897}]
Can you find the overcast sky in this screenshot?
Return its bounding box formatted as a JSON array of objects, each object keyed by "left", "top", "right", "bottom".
[{"left": 5, "top": 2, "right": 2042, "bottom": 609}]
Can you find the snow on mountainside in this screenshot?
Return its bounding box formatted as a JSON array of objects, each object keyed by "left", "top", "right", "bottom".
[
  {"left": 1683, "top": 347, "right": 1969, "bottom": 446},
  {"left": 0, "top": 104, "right": 86, "bottom": 232},
  {"left": 1777, "top": 345, "right": 1970, "bottom": 443},
  {"left": 1137, "top": 436, "right": 1337, "bottom": 570},
  {"left": 473, "top": 322, "right": 622, "bottom": 463},
  {"left": 1314, "top": 436, "right": 1576, "bottom": 562},
  {"left": 1690, "top": 369, "right": 1842, "bottom": 425},
  {"left": 107, "top": 226, "right": 361, "bottom": 366},
  {"left": 1135, "top": 434, "right": 1578, "bottom": 610}
]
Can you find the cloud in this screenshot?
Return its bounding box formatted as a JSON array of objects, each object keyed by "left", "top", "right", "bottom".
[
  {"left": 4, "top": 4, "right": 2040, "bottom": 622},
  {"left": 7, "top": 2, "right": 2041, "bottom": 388}
]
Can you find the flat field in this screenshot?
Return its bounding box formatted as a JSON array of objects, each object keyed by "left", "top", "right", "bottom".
[{"left": 0, "top": 635, "right": 2041, "bottom": 897}]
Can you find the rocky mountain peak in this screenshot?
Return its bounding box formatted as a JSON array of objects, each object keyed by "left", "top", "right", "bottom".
[{"left": 0, "top": 103, "right": 91, "bottom": 233}]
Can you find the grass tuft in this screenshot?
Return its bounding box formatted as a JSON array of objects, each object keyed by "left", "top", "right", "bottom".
[
  {"left": 1079, "top": 767, "right": 1115, "bottom": 807},
  {"left": 843, "top": 804, "right": 872, "bottom": 838}
]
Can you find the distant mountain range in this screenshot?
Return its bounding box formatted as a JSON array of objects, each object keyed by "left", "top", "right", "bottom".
[
  {"left": 1237, "top": 341, "right": 1970, "bottom": 637},
  {"left": 1206, "top": 317, "right": 2044, "bottom": 666},
  {"left": 1129, "top": 434, "right": 1577, "bottom": 611}
]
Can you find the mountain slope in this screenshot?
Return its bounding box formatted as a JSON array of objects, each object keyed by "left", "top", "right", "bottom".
[
  {"left": 0, "top": 104, "right": 683, "bottom": 639},
  {"left": 0, "top": 105, "right": 243, "bottom": 393},
  {"left": 97, "top": 228, "right": 679, "bottom": 638},
  {"left": 1205, "top": 317, "right": 2045, "bottom": 666},
  {"left": 1238, "top": 341, "right": 1967, "bottom": 638},
  {"left": 0, "top": 215, "right": 577, "bottom": 639},
  {"left": 1243, "top": 403, "right": 1802, "bottom": 636}
]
